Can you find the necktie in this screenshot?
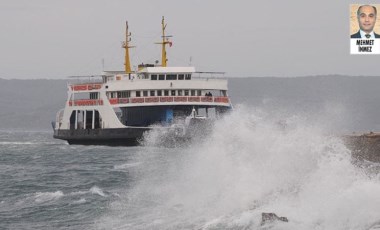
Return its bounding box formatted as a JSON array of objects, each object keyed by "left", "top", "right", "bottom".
[{"left": 365, "top": 34, "right": 371, "bottom": 38}]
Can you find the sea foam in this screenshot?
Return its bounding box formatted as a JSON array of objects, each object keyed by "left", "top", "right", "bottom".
[
  {"left": 34, "top": 191, "right": 64, "bottom": 203},
  {"left": 90, "top": 186, "right": 107, "bottom": 197},
  {"left": 97, "top": 105, "right": 380, "bottom": 229}
]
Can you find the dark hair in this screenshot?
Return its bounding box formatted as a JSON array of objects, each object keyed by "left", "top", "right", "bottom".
[{"left": 357, "top": 5, "right": 377, "bottom": 16}]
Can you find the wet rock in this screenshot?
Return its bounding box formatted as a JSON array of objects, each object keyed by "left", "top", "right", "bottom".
[
  {"left": 261, "top": 212, "right": 288, "bottom": 225},
  {"left": 343, "top": 133, "right": 380, "bottom": 163}
]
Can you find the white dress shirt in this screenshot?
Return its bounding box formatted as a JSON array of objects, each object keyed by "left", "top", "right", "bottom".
[{"left": 360, "top": 30, "right": 375, "bottom": 39}]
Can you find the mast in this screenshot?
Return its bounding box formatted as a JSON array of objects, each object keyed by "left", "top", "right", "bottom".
[
  {"left": 156, "top": 16, "right": 172, "bottom": 67},
  {"left": 122, "top": 21, "right": 135, "bottom": 73}
]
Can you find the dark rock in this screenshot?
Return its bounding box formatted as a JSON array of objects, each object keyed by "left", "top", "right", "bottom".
[
  {"left": 343, "top": 133, "right": 380, "bottom": 163},
  {"left": 261, "top": 212, "right": 288, "bottom": 225}
]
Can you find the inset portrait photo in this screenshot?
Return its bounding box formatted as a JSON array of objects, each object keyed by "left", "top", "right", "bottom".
[{"left": 350, "top": 4, "right": 380, "bottom": 54}]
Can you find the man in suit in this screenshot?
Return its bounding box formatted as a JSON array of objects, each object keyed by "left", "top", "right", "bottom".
[{"left": 351, "top": 5, "right": 380, "bottom": 39}]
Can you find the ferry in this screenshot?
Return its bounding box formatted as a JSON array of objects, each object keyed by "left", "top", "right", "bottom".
[{"left": 53, "top": 17, "right": 233, "bottom": 146}]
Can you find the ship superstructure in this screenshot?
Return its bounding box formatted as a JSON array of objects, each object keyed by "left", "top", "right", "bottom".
[{"left": 53, "top": 17, "right": 232, "bottom": 145}]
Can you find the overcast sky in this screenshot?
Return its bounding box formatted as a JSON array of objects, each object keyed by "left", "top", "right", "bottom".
[{"left": 0, "top": 0, "right": 379, "bottom": 79}]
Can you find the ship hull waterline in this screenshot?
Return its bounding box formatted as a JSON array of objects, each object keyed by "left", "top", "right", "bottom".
[
  {"left": 53, "top": 125, "right": 200, "bottom": 146},
  {"left": 54, "top": 127, "right": 151, "bottom": 146}
]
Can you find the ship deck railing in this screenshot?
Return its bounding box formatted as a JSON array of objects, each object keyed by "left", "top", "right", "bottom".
[{"left": 68, "top": 96, "right": 230, "bottom": 106}]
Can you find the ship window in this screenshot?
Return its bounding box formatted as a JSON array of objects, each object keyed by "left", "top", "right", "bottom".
[
  {"left": 159, "top": 74, "right": 165, "bottom": 80},
  {"left": 157, "top": 90, "right": 162, "bottom": 96},
  {"left": 151, "top": 74, "right": 157, "bottom": 80},
  {"left": 178, "top": 90, "right": 183, "bottom": 96},
  {"left": 105, "top": 92, "right": 112, "bottom": 99},
  {"left": 111, "top": 92, "right": 117, "bottom": 98},
  {"left": 166, "top": 74, "right": 177, "bottom": 80},
  {"left": 171, "top": 90, "right": 176, "bottom": 96},
  {"left": 184, "top": 90, "right": 189, "bottom": 96},
  {"left": 197, "top": 90, "right": 201, "bottom": 96},
  {"left": 150, "top": 90, "right": 155, "bottom": 96},
  {"left": 221, "top": 90, "right": 227, "bottom": 97},
  {"left": 164, "top": 90, "right": 169, "bottom": 96},
  {"left": 143, "top": 91, "right": 148, "bottom": 97},
  {"left": 185, "top": 74, "right": 191, "bottom": 80},
  {"left": 138, "top": 73, "right": 148, "bottom": 79},
  {"left": 191, "top": 90, "right": 195, "bottom": 96},
  {"left": 136, "top": 91, "right": 141, "bottom": 97},
  {"left": 178, "top": 74, "right": 184, "bottom": 80},
  {"left": 90, "top": 92, "right": 99, "bottom": 99},
  {"left": 118, "top": 91, "right": 130, "bottom": 98}
]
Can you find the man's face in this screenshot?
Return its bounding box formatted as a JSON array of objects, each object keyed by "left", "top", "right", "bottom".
[{"left": 358, "top": 5, "right": 377, "bottom": 33}]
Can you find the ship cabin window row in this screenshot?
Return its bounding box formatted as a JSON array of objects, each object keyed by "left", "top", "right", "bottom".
[
  {"left": 71, "top": 87, "right": 227, "bottom": 104},
  {"left": 150, "top": 74, "right": 191, "bottom": 81},
  {"left": 106, "top": 90, "right": 227, "bottom": 99},
  {"left": 134, "top": 89, "right": 203, "bottom": 97},
  {"left": 107, "top": 91, "right": 130, "bottom": 99},
  {"left": 71, "top": 92, "right": 99, "bottom": 100}
]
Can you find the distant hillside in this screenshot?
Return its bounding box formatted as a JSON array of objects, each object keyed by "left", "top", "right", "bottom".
[
  {"left": 0, "top": 79, "right": 67, "bottom": 130},
  {"left": 228, "top": 75, "right": 380, "bottom": 132},
  {"left": 1, "top": 76, "right": 380, "bottom": 132}
]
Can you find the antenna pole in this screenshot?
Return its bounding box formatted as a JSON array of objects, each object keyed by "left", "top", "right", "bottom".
[
  {"left": 122, "top": 21, "right": 135, "bottom": 73},
  {"left": 161, "top": 17, "right": 167, "bottom": 67},
  {"left": 156, "top": 16, "right": 172, "bottom": 67}
]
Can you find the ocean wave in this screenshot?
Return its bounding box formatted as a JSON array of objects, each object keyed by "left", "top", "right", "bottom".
[
  {"left": 113, "top": 162, "right": 142, "bottom": 170},
  {"left": 69, "top": 186, "right": 108, "bottom": 198},
  {"left": 0, "top": 141, "right": 36, "bottom": 145},
  {"left": 34, "top": 191, "right": 64, "bottom": 203},
  {"left": 69, "top": 190, "right": 88, "bottom": 196},
  {"left": 72, "top": 198, "right": 87, "bottom": 204},
  {"left": 90, "top": 186, "right": 107, "bottom": 197},
  {"left": 97, "top": 106, "right": 380, "bottom": 230}
]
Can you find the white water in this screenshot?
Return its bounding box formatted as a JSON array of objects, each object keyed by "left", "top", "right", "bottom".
[
  {"left": 98, "top": 106, "right": 380, "bottom": 230},
  {"left": 34, "top": 191, "right": 64, "bottom": 203},
  {"left": 90, "top": 186, "right": 107, "bottom": 197}
]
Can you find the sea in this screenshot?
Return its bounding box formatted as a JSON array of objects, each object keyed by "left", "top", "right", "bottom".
[{"left": 1, "top": 77, "right": 380, "bottom": 229}]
